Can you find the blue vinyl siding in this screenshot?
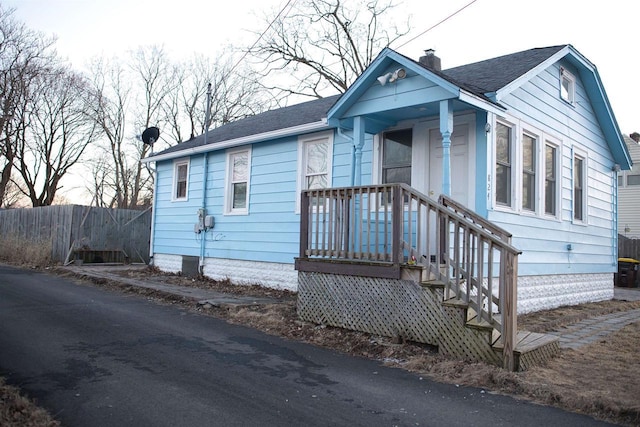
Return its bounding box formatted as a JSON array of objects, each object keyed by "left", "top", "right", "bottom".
[
  {"left": 153, "top": 129, "right": 364, "bottom": 265},
  {"left": 488, "top": 60, "right": 616, "bottom": 276}
]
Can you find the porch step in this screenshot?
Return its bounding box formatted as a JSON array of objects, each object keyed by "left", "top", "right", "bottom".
[
  {"left": 420, "top": 279, "right": 445, "bottom": 289},
  {"left": 493, "top": 331, "right": 560, "bottom": 371},
  {"left": 465, "top": 317, "right": 494, "bottom": 331},
  {"left": 441, "top": 297, "right": 468, "bottom": 309}
]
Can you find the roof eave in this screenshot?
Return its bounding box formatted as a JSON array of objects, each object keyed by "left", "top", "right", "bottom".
[
  {"left": 141, "top": 119, "right": 329, "bottom": 163},
  {"left": 459, "top": 90, "right": 507, "bottom": 115}
]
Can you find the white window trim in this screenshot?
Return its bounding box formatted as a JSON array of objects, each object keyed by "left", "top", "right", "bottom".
[
  {"left": 224, "top": 146, "right": 252, "bottom": 215},
  {"left": 171, "top": 158, "right": 190, "bottom": 202},
  {"left": 493, "top": 117, "right": 516, "bottom": 212},
  {"left": 572, "top": 148, "right": 588, "bottom": 225},
  {"left": 520, "top": 130, "right": 539, "bottom": 214},
  {"left": 492, "top": 115, "right": 563, "bottom": 220},
  {"left": 296, "top": 131, "right": 333, "bottom": 214},
  {"left": 560, "top": 67, "right": 576, "bottom": 105},
  {"left": 543, "top": 139, "right": 561, "bottom": 219}
]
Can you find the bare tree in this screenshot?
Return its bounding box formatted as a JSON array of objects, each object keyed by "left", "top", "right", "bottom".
[
  {"left": 128, "top": 45, "right": 179, "bottom": 207},
  {"left": 248, "top": 0, "right": 410, "bottom": 99},
  {"left": 163, "top": 53, "right": 274, "bottom": 145},
  {"left": 84, "top": 153, "right": 116, "bottom": 208},
  {"left": 85, "top": 56, "right": 132, "bottom": 208},
  {"left": 13, "top": 66, "right": 96, "bottom": 206},
  {"left": 0, "top": 5, "right": 56, "bottom": 206},
  {"left": 85, "top": 47, "right": 177, "bottom": 209}
]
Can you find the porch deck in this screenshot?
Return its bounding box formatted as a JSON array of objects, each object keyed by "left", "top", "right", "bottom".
[{"left": 295, "top": 184, "right": 559, "bottom": 371}]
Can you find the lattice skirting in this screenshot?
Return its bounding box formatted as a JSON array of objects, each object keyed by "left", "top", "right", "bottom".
[
  {"left": 516, "top": 340, "right": 560, "bottom": 371},
  {"left": 298, "top": 271, "right": 501, "bottom": 366}
]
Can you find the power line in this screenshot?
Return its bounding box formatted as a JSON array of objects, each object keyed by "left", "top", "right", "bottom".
[
  {"left": 228, "top": 0, "right": 297, "bottom": 76},
  {"left": 395, "top": 0, "right": 479, "bottom": 50}
]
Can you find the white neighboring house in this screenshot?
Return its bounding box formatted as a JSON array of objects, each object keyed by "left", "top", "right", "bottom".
[{"left": 618, "top": 133, "right": 640, "bottom": 239}]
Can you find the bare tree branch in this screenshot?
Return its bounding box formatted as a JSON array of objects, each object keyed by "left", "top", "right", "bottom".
[
  {"left": 0, "top": 5, "right": 57, "bottom": 206},
  {"left": 247, "top": 0, "right": 409, "bottom": 99},
  {"left": 13, "top": 66, "right": 96, "bottom": 206}
]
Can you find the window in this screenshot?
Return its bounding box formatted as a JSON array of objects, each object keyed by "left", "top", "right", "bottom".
[
  {"left": 621, "top": 160, "right": 640, "bottom": 186},
  {"left": 495, "top": 122, "right": 512, "bottom": 206},
  {"left": 297, "top": 132, "right": 333, "bottom": 212},
  {"left": 304, "top": 140, "right": 329, "bottom": 190},
  {"left": 628, "top": 175, "right": 640, "bottom": 186},
  {"left": 544, "top": 144, "right": 557, "bottom": 215},
  {"left": 574, "top": 155, "right": 584, "bottom": 221},
  {"left": 382, "top": 129, "right": 412, "bottom": 185},
  {"left": 173, "top": 159, "right": 189, "bottom": 201},
  {"left": 522, "top": 134, "right": 536, "bottom": 211},
  {"left": 225, "top": 148, "right": 251, "bottom": 214},
  {"left": 560, "top": 68, "right": 575, "bottom": 104}
]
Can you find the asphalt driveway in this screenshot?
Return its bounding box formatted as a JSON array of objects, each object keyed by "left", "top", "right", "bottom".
[{"left": 0, "top": 264, "right": 612, "bottom": 426}]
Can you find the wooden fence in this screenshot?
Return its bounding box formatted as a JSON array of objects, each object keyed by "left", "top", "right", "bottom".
[
  {"left": 0, "top": 205, "right": 151, "bottom": 264},
  {"left": 619, "top": 234, "right": 640, "bottom": 261}
]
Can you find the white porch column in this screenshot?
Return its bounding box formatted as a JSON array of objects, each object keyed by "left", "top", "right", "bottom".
[
  {"left": 439, "top": 100, "right": 453, "bottom": 196},
  {"left": 353, "top": 116, "right": 365, "bottom": 186}
]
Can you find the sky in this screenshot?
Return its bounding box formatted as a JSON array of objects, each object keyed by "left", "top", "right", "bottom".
[{"left": 3, "top": 0, "right": 639, "bottom": 202}]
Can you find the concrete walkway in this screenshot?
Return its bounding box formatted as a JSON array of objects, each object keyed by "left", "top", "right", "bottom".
[
  {"left": 62, "top": 264, "right": 281, "bottom": 306},
  {"left": 547, "top": 287, "right": 640, "bottom": 350}
]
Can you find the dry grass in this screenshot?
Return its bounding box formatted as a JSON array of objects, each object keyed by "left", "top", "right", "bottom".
[
  {"left": 0, "top": 235, "right": 51, "bottom": 267},
  {"left": 519, "top": 299, "right": 640, "bottom": 332},
  {"left": 0, "top": 378, "right": 59, "bottom": 427}
]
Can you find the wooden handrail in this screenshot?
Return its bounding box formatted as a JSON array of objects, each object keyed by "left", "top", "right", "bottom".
[
  {"left": 298, "top": 184, "right": 521, "bottom": 370},
  {"left": 439, "top": 194, "right": 513, "bottom": 243}
]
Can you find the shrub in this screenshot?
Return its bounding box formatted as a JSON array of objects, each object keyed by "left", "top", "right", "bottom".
[{"left": 0, "top": 233, "right": 52, "bottom": 266}]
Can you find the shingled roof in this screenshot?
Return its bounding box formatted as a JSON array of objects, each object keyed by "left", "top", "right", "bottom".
[
  {"left": 154, "top": 94, "right": 341, "bottom": 157},
  {"left": 441, "top": 45, "right": 567, "bottom": 93},
  {"left": 151, "top": 45, "right": 569, "bottom": 159}
]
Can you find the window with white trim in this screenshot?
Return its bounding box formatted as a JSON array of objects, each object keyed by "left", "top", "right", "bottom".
[
  {"left": 573, "top": 154, "right": 585, "bottom": 222},
  {"left": 173, "top": 159, "right": 189, "bottom": 201},
  {"left": 560, "top": 68, "right": 575, "bottom": 104},
  {"left": 495, "top": 122, "right": 513, "bottom": 207},
  {"left": 544, "top": 143, "right": 558, "bottom": 216},
  {"left": 225, "top": 148, "right": 251, "bottom": 214},
  {"left": 297, "top": 132, "right": 333, "bottom": 212},
  {"left": 521, "top": 133, "right": 536, "bottom": 211}
]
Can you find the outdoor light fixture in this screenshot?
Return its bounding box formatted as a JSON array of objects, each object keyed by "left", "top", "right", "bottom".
[{"left": 377, "top": 68, "right": 406, "bottom": 86}]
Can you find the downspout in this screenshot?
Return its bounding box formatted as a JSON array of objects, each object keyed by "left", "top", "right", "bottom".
[
  {"left": 612, "top": 165, "right": 619, "bottom": 266},
  {"left": 149, "top": 166, "right": 158, "bottom": 265},
  {"left": 337, "top": 127, "right": 355, "bottom": 186},
  {"left": 352, "top": 116, "right": 365, "bottom": 186},
  {"left": 199, "top": 83, "right": 212, "bottom": 274}
]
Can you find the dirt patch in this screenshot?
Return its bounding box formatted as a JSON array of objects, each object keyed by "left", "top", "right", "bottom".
[{"left": 8, "top": 265, "right": 640, "bottom": 426}]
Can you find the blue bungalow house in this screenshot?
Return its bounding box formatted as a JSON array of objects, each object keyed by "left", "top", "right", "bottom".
[{"left": 143, "top": 45, "right": 630, "bottom": 369}]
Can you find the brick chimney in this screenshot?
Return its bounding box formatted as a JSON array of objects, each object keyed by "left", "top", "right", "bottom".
[
  {"left": 630, "top": 132, "right": 640, "bottom": 143},
  {"left": 419, "top": 49, "right": 441, "bottom": 71}
]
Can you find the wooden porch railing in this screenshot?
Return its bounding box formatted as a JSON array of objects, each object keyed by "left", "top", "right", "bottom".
[{"left": 296, "top": 184, "right": 522, "bottom": 370}]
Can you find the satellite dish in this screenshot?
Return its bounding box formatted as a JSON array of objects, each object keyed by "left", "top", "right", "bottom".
[{"left": 141, "top": 127, "right": 160, "bottom": 145}]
